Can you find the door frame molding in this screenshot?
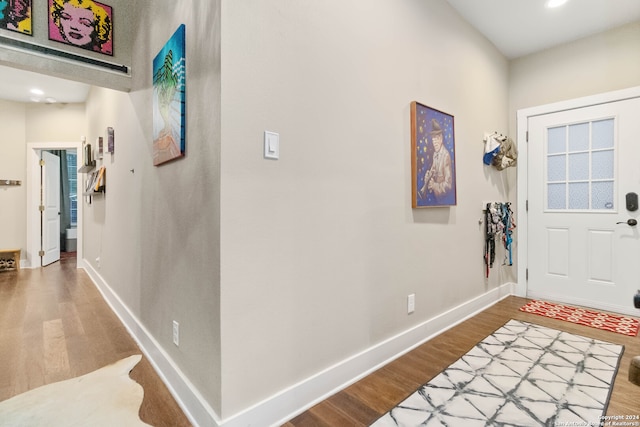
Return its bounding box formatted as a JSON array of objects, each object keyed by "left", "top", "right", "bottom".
[
  {"left": 26, "top": 141, "right": 84, "bottom": 269},
  {"left": 516, "top": 85, "right": 640, "bottom": 298}
]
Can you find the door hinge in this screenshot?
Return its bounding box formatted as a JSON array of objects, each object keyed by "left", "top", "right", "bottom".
[
  {"left": 526, "top": 268, "right": 529, "bottom": 281},
  {"left": 40, "top": 159, "right": 45, "bottom": 166},
  {"left": 38, "top": 250, "right": 45, "bottom": 257},
  {"left": 39, "top": 205, "right": 45, "bottom": 212},
  {"left": 526, "top": 200, "right": 528, "bottom": 212},
  {"left": 526, "top": 131, "right": 529, "bottom": 142}
]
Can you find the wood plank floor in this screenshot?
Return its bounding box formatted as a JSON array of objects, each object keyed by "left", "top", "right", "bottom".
[
  {"left": 3, "top": 258, "right": 638, "bottom": 426},
  {"left": 0, "top": 255, "right": 192, "bottom": 427},
  {"left": 284, "top": 296, "right": 640, "bottom": 426}
]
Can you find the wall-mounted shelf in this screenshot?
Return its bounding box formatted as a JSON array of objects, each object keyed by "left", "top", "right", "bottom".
[
  {"left": 78, "top": 161, "right": 96, "bottom": 173},
  {"left": 83, "top": 187, "right": 105, "bottom": 196},
  {"left": 84, "top": 167, "right": 106, "bottom": 200},
  {"left": 1, "top": 179, "right": 22, "bottom": 186}
]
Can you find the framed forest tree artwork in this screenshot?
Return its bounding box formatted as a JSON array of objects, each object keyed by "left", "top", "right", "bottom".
[{"left": 152, "top": 24, "right": 186, "bottom": 166}]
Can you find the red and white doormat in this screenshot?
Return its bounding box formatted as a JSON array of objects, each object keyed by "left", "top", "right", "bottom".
[{"left": 520, "top": 300, "right": 640, "bottom": 337}]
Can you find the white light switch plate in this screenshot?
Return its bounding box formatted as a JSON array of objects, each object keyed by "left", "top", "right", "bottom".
[
  {"left": 264, "top": 131, "right": 279, "bottom": 160},
  {"left": 407, "top": 293, "right": 415, "bottom": 314}
]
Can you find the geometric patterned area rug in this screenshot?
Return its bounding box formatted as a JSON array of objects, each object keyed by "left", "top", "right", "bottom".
[
  {"left": 520, "top": 300, "right": 640, "bottom": 337},
  {"left": 371, "top": 320, "right": 624, "bottom": 427}
]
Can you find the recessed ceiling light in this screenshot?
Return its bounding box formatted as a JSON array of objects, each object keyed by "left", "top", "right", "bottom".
[
  {"left": 30, "top": 96, "right": 42, "bottom": 103},
  {"left": 45, "top": 97, "right": 57, "bottom": 104},
  {"left": 30, "top": 88, "right": 44, "bottom": 96},
  {"left": 546, "top": 0, "right": 569, "bottom": 8}
]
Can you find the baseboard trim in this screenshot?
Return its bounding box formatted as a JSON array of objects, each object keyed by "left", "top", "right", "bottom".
[
  {"left": 226, "top": 282, "right": 515, "bottom": 427},
  {"left": 81, "top": 262, "right": 222, "bottom": 427},
  {"left": 80, "top": 263, "right": 514, "bottom": 427}
]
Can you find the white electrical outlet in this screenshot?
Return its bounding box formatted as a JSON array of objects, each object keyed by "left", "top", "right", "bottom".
[
  {"left": 172, "top": 320, "right": 180, "bottom": 346},
  {"left": 407, "top": 294, "right": 415, "bottom": 314}
]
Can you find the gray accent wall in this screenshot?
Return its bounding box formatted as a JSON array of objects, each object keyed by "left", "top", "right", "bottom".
[{"left": 82, "top": 0, "right": 223, "bottom": 415}]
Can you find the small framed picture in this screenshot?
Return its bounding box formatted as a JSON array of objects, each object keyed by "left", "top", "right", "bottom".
[
  {"left": 411, "top": 102, "right": 457, "bottom": 208},
  {"left": 0, "top": 0, "right": 32, "bottom": 35},
  {"left": 97, "top": 136, "right": 103, "bottom": 159},
  {"left": 107, "top": 127, "right": 114, "bottom": 153}
]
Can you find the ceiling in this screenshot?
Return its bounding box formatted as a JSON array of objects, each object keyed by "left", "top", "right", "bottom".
[
  {"left": 445, "top": 0, "right": 640, "bottom": 59},
  {"left": 0, "top": 64, "right": 90, "bottom": 104},
  {"left": 1, "top": 0, "right": 640, "bottom": 104}
]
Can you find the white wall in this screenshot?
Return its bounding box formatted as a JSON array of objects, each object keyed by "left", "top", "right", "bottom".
[
  {"left": 0, "top": 101, "right": 26, "bottom": 255},
  {"left": 0, "top": 101, "right": 84, "bottom": 263},
  {"left": 26, "top": 103, "right": 86, "bottom": 142},
  {"left": 509, "top": 21, "right": 640, "bottom": 133},
  {"left": 220, "top": 0, "right": 513, "bottom": 417},
  {"left": 83, "top": 87, "right": 142, "bottom": 313}
]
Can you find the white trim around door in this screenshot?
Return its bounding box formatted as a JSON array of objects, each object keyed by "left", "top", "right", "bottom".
[
  {"left": 516, "top": 85, "right": 640, "bottom": 302},
  {"left": 26, "top": 141, "right": 84, "bottom": 269}
]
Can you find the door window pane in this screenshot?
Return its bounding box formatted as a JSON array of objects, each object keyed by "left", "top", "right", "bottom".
[
  {"left": 546, "top": 118, "right": 615, "bottom": 211},
  {"left": 568, "top": 153, "right": 589, "bottom": 181},
  {"left": 592, "top": 119, "right": 614, "bottom": 149},
  {"left": 592, "top": 181, "right": 614, "bottom": 210},
  {"left": 548, "top": 126, "right": 566, "bottom": 154},
  {"left": 568, "top": 182, "right": 589, "bottom": 209},
  {"left": 569, "top": 123, "right": 589, "bottom": 151},
  {"left": 547, "top": 155, "right": 566, "bottom": 181},
  {"left": 548, "top": 183, "right": 566, "bottom": 209},
  {"left": 592, "top": 150, "right": 614, "bottom": 180}
]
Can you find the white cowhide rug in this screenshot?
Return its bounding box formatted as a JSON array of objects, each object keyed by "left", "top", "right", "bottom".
[{"left": 0, "top": 354, "right": 151, "bottom": 427}]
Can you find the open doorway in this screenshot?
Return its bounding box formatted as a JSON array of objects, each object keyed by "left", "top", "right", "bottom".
[
  {"left": 43, "top": 149, "right": 78, "bottom": 261},
  {"left": 26, "top": 141, "right": 84, "bottom": 269}
]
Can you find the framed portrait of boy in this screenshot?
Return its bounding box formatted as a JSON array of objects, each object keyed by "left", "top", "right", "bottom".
[
  {"left": 48, "top": 0, "right": 113, "bottom": 56},
  {"left": 411, "top": 101, "right": 457, "bottom": 208}
]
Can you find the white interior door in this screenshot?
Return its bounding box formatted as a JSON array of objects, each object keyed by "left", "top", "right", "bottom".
[
  {"left": 527, "top": 97, "right": 640, "bottom": 316},
  {"left": 42, "top": 151, "right": 61, "bottom": 266}
]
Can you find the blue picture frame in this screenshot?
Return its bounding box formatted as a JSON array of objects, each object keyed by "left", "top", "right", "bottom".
[{"left": 411, "top": 101, "right": 457, "bottom": 207}]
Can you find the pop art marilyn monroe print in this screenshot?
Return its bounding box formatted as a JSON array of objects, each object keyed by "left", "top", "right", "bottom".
[
  {"left": 49, "top": 0, "right": 113, "bottom": 55},
  {"left": 0, "top": 0, "right": 32, "bottom": 35}
]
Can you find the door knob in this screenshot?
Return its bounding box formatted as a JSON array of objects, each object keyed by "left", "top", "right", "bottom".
[{"left": 617, "top": 219, "right": 638, "bottom": 226}]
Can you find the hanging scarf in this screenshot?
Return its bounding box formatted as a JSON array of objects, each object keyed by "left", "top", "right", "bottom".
[
  {"left": 500, "top": 203, "right": 515, "bottom": 266},
  {"left": 484, "top": 203, "right": 503, "bottom": 277},
  {"left": 485, "top": 202, "right": 514, "bottom": 277}
]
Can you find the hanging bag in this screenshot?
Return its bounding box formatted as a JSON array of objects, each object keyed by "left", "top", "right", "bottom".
[{"left": 492, "top": 137, "right": 517, "bottom": 170}]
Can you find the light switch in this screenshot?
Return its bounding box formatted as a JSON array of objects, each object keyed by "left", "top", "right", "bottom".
[{"left": 264, "top": 131, "right": 279, "bottom": 160}]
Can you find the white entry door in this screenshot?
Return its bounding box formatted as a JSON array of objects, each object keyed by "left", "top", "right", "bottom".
[
  {"left": 527, "top": 97, "right": 640, "bottom": 316},
  {"left": 42, "top": 151, "right": 61, "bottom": 266}
]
